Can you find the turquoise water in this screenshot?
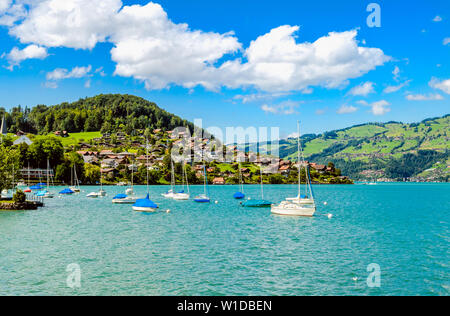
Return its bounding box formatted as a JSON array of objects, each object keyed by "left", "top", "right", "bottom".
[{"left": 0, "top": 183, "right": 448, "bottom": 296}]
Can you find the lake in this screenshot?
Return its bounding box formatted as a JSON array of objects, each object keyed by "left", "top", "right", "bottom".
[{"left": 0, "top": 183, "right": 448, "bottom": 296}]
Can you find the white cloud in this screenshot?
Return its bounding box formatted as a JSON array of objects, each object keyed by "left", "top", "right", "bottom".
[
  {"left": 337, "top": 104, "right": 358, "bottom": 114},
  {"left": 429, "top": 78, "right": 450, "bottom": 94},
  {"left": 84, "top": 79, "right": 91, "bottom": 88},
  {"left": 393, "top": 66, "right": 400, "bottom": 81},
  {"left": 383, "top": 80, "right": 411, "bottom": 94},
  {"left": 219, "top": 27, "right": 389, "bottom": 92},
  {"left": 46, "top": 65, "right": 92, "bottom": 80},
  {"left": 0, "top": 0, "right": 11, "bottom": 13},
  {"left": 348, "top": 82, "right": 375, "bottom": 96},
  {"left": 6, "top": 44, "right": 48, "bottom": 69},
  {"left": 261, "top": 100, "right": 301, "bottom": 115},
  {"left": 370, "top": 100, "right": 390, "bottom": 115},
  {"left": 43, "top": 81, "right": 58, "bottom": 89},
  {"left": 443, "top": 38, "right": 450, "bottom": 46},
  {"left": 406, "top": 93, "right": 444, "bottom": 101},
  {"left": 433, "top": 16, "right": 443, "bottom": 22},
  {"left": 2, "top": 1, "right": 390, "bottom": 93},
  {"left": 9, "top": 0, "right": 123, "bottom": 49},
  {"left": 233, "top": 92, "right": 290, "bottom": 104}
]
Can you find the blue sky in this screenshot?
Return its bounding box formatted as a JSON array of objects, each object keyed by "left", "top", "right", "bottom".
[{"left": 0, "top": 0, "right": 449, "bottom": 138}]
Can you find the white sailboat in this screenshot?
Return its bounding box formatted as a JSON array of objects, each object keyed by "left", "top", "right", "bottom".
[
  {"left": 70, "top": 165, "right": 81, "bottom": 193},
  {"left": 271, "top": 121, "right": 316, "bottom": 217},
  {"left": 162, "top": 160, "right": 176, "bottom": 198},
  {"left": 173, "top": 161, "right": 190, "bottom": 200},
  {"left": 87, "top": 165, "right": 106, "bottom": 198},
  {"left": 112, "top": 161, "right": 137, "bottom": 204},
  {"left": 37, "top": 160, "right": 54, "bottom": 199}
]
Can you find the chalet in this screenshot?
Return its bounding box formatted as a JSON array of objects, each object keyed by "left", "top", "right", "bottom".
[
  {"left": 101, "top": 159, "right": 118, "bottom": 169},
  {"left": 311, "top": 164, "right": 327, "bottom": 173},
  {"left": 212, "top": 177, "right": 225, "bottom": 185},
  {"left": 79, "top": 143, "right": 92, "bottom": 149},
  {"left": 100, "top": 150, "right": 114, "bottom": 156},
  {"left": 279, "top": 165, "right": 291, "bottom": 175}
]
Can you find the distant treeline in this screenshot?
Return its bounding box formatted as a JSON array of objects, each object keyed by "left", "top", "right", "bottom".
[{"left": 0, "top": 94, "right": 194, "bottom": 135}]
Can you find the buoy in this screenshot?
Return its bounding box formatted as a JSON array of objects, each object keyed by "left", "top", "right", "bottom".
[
  {"left": 215, "top": 201, "right": 219, "bottom": 204},
  {"left": 352, "top": 277, "right": 358, "bottom": 282},
  {"left": 166, "top": 209, "right": 171, "bottom": 214},
  {"left": 327, "top": 214, "right": 333, "bottom": 219},
  {"left": 323, "top": 202, "right": 328, "bottom": 206}
]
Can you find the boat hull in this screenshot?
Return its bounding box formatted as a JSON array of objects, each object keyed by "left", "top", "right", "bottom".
[
  {"left": 271, "top": 205, "right": 316, "bottom": 217},
  {"left": 112, "top": 198, "right": 137, "bottom": 204},
  {"left": 132, "top": 206, "right": 158, "bottom": 212},
  {"left": 173, "top": 193, "right": 190, "bottom": 200}
]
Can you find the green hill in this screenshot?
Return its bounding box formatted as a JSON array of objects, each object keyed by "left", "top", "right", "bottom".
[
  {"left": 273, "top": 115, "right": 449, "bottom": 181},
  {"left": 0, "top": 94, "right": 195, "bottom": 136}
]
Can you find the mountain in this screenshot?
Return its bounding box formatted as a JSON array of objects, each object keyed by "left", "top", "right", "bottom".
[
  {"left": 269, "top": 115, "right": 450, "bottom": 181},
  {"left": 0, "top": 94, "right": 195, "bottom": 136}
]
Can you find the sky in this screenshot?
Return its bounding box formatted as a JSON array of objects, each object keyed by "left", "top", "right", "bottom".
[{"left": 0, "top": 0, "right": 449, "bottom": 138}]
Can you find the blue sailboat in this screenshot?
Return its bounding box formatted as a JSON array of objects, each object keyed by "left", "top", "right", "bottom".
[
  {"left": 233, "top": 162, "right": 245, "bottom": 200},
  {"left": 242, "top": 164, "right": 272, "bottom": 208},
  {"left": 132, "top": 139, "right": 158, "bottom": 212},
  {"left": 59, "top": 188, "right": 75, "bottom": 195}
]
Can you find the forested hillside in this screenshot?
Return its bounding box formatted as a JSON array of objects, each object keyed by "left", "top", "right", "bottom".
[
  {"left": 0, "top": 94, "right": 194, "bottom": 135},
  {"left": 274, "top": 115, "right": 450, "bottom": 181}
]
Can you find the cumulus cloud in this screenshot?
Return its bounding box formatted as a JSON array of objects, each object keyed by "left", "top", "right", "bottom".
[
  {"left": 6, "top": 44, "right": 48, "bottom": 69},
  {"left": 261, "top": 100, "right": 301, "bottom": 115},
  {"left": 369, "top": 100, "right": 390, "bottom": 115},
  {"left": 348, "top": 82, "right": 375, "bottom": 96},
  {"left": 393, "top": 66, "right": 400, "bottom": 81},
  {"left": 1, "top": 1, "right": 390, "bottom": 92},
  {"left": 405, "top": 93, "right": 444, "bottom": 101},
  {"left": 8, "top": 0, "right": 123, "bottom": 49},
  {"left": 433, "top": 16, "right": 443, "bottom": 22},
  {"left": 429, "top": 78, "right": 450, "bottom": 94},
  {"left": 444, "top": 38, "right": 450, "bottom": 46},
  {"left": 383, "top": 80, "right": 411, "bottom": 94},
  {"left": 359, "top": 100, "right": 390, "bottom": 115},
  {"left": 218, "top": 27, "right": 389, "bottom": 92},
  {"left": 0, "top": 0, "right": 11, "bottom": 12},
  {"left": 46, "top": 65, "right": 92, "bottom": 81},
  {"left": 337, "top": 104, "right": 358, "bottom": 114}
]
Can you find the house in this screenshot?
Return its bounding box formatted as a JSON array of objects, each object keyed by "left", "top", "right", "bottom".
[
  {"left": 212, "top": 177, "right": 225, "bottom": 185},
  {"left": 311, "top": 164, "right": 327, "bottom": 173},
  {"left": 279, "top": 165, "right": 291, "bottom": 175},
  {"left": 13, "top": 135, "right": 33, "bottom": 146},
  {"left": 100, "top": 150, "right": 114, "bottom": 156},
  {"left": 83, "top": 156, "right": 99, "bottom": 164},
  {"left": 207, "top": 167, "right": 216, "bottom": 173},
  {"left": 101, "top": 159, "right": 118, "bottom": 169}
]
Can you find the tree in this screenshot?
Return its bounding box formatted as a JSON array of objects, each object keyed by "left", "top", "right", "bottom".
[
  {"left": 84, "top": 163, "right": 101, "bottom": 185},
  {"left": 0, "top": 146, "right": 21, "bottom": 193}
]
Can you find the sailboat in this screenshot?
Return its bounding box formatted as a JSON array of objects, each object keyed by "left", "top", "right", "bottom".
[
  {"left": 194, "top": 165, "right": 210, "bottom": 203},
  {"left": 162, "top": 160, "right": 176, "bottom": 198},
  {"left": 87, "top": 164, "right": 106, "bottom": 198},
  {"left": 173, "top": 161, "right": 190, "bottom": 200},
  {"left": 241, "top": 164, "right": 272, "bottom": 208},
  {"left": 233, "top": 161, "right": 245, "bottom": 200},
  {"left": 271, "top": 121, "right": 316, "bottom": 217},
  {"left": 132, "top": 139, "right": 158, "bottom": 212},
  {"left": 69, "top": 165, "right": 81, "bottom": 193},
  {"left": 113, "top": 161, "right": 137, "bottom": 204},
  {"left": 36, "top": 160, "right": 54, "bottom": 198}
]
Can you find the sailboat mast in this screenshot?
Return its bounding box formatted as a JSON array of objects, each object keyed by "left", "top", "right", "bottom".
[
  {"left": 47, "top": 160, "right": 50, "bottom": 190},
  {"left": 146, "top": 138, "right": 149, "bottom": 194},
  {"left": 260, "top": 164, "right": 264, "bottom": 200},
  {"left": 297, "top": 121, "right": 301, "bottom": 199},
  {"left": 204, "top": 165, "right": 207, "bottom": 196}
]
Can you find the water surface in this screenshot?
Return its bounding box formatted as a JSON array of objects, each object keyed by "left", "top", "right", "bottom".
[{"left": 0, "top": 183, "right": 448, "bottom": 295}]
